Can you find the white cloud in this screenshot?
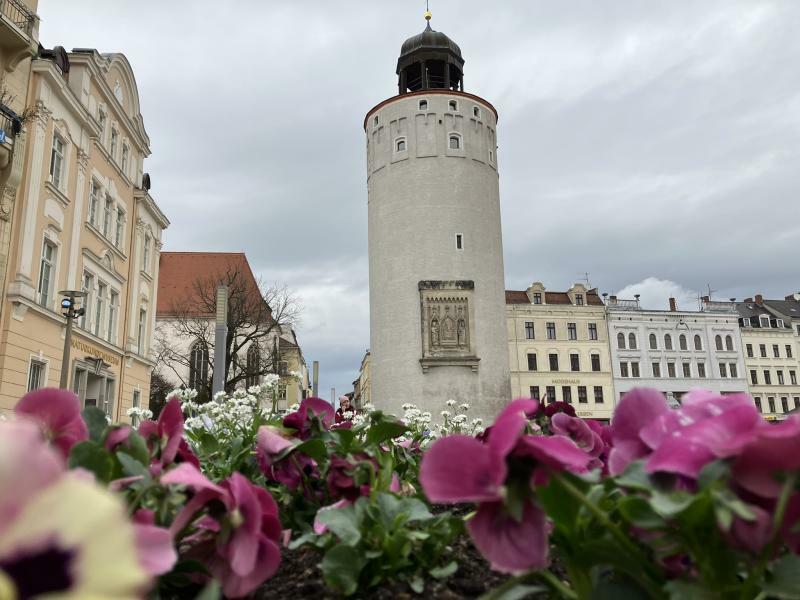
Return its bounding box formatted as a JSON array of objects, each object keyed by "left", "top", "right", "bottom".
[{"left": 616, "top": 278, "right": 700, "bottom": 312}]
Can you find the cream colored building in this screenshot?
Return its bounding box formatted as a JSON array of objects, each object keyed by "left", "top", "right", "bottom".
[
  {"left": 278, "top": 331, "right": 310, "bottom": 410},
  {"left": 506, "top": 283, "right": 615, "bottom": 421},
  {"left": 0, "top": 46, "right": 168, "bottom": 422},
  {"left": 733, "top": 296, "right": 800, "bottom": 419},
  {"left": 354, "top": 349, "right": 371, "bottom": 409},
  {"left": 1, "top": 0, "right": 39, "bottom": 311}
]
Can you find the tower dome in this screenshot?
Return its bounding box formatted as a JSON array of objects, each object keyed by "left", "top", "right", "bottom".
[{"left": 396, "top": 18, "right": 465, "bottom": 93}]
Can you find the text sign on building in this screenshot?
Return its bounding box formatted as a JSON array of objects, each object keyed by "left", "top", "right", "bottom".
[{"left": 71, "top": 339, "right": 120, "bottom": 366}]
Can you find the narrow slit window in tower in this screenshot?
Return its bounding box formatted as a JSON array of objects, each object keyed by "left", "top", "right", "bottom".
[
  {"left": 449, "top": 100, "right": 458, "bottom": 111},
  {"left": 455, "top": 233, "right": 463, "bottom": 250},
  {"left": 419, "top": 100, "right": 428, "bottom": 110}
]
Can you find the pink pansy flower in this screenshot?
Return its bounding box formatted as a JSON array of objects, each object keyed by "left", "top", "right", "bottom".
[
  {"left": 138, "top": 398, "right": 199, "bottom": 472},
  {"left": 327, "top": 454, "right": 378, "bottom": 501},
  {"left": 256, "top": 426, "right": 319, "bottom": 491},
  {"left": 15, "top": 388, "right": 88, "bottom": 459},
  {"left": 608, "top": 388, "right": 670, "bottom": 476},
  {"left": 282, "top": 397, "right": 335, "bottom": 440},
  {"left": 731, "top": 415, "right": 800, "bottom": 499},
  {"left": 162, "top": 463, "right": 281, "bottom": 598},
  {"left": 421, "top": 399, "right": 590, "bottom": 573},
  {"left": 543, "top": 401, "right": 576, "bottom": 418},
  {"left": 132, "top": 509, "right": 178, "bottom": 576}
]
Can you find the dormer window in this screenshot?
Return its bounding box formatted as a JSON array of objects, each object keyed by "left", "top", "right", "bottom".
[
  {"left": 760, "top": 316, "right": 770, "bottom": 327},
  {"left": 742, "top": 317, "right": 751, "bottom": 327},
  {"left": 575, "top": 294, "right": 584, "bottom": 306},
  {"left": 419, "top": 100, "right": 428, "bottom": 110},
  {"left": 777, "top": 319, "right": 784, "bottom": 328},
  {"left": 395, "top": 138, "right": 406, "bottom": 152},
  {"left": 449, "top": 100, "right": 458, "bottom": 111},
  {"left": 449, "top": 134, "right": 461, "bottom": 150},
  {"left": 533, "top": 292, "right": 542, "bottom": 305}
]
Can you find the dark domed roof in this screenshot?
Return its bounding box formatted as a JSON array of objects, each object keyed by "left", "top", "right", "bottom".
[{"left": 400, "top": 23, "right": 462, "bottom": 59}]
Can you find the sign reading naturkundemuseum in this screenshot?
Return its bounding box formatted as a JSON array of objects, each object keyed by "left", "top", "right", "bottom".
[{"left": 71, "top": 339, "right": 120, "bottom": 366}]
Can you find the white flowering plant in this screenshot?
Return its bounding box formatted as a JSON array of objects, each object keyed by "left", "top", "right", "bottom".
[{"left": 399, "top": 399, "right": 484, "bottom": 449}]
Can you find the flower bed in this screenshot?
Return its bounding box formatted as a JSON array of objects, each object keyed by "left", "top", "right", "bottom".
[{"left": 1, "top": 385, "right": 799, "bottom": 599}]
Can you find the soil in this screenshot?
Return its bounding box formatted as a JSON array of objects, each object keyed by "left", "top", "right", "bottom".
[{"left": 258, "top": 534, "right": 515, "bottom": 599}]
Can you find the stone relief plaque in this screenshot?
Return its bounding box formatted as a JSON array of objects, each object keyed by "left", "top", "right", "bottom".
[{"left": 419, "top": 280, "right": 480, "bottom": 373}]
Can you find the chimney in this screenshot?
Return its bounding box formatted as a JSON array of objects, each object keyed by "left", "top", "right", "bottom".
[
  {"left": 669, "top": 297, "right": 677, "bottom": 312},
  {"left": 609, "top": 295, "right": 617, "bottom": 301},
  {"left": 755, "top": 294, "right": 763, "bottom": 305},
  {"left": 744, "top": 297, "right": 753, "bottom": 303}
]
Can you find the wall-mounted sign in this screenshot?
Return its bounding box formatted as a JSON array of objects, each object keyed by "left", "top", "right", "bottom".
[
  {"left": 71, "top": 339, "right": 120, "bottom": 366},
  {"left": 552, "top": 378, "right": 580, "bottom": 385}
]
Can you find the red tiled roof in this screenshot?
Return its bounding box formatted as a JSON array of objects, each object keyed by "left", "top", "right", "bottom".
[
  {"left": 505, "top": 289, "right": 605, "bottom": 306},
  {"left": 157, "top": 252, "right": 264, "bottom": 317}
]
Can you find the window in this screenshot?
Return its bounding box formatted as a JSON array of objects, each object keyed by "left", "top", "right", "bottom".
[
  {"left": 50, "top": 135, "right": 65, "bottom": 189},
  {"left": 694, "top": 335, "right": 702, "bottom": 351},
  {"left": 80, "top": 271, "right": 93, "bottom": 329},
  {"left": 620, "top": 362, "right": 629, "bottom": 378},
  {"left": 38, "top": 240, "right": 56, "bottom": 308},
  {"left": 449, "top": 100, "right": 458, "bottom": 111},
  {"left": 121, "top": 143, "right": 129, "bottom": 174},
  {"left": 719, "top": 362, "right": 728, "bottom": 378},
  {"left": 797, "top": 325, "right": 800, "bottom": 336},
  {"left": 546, "top": 386, "right": 556, "bottom": 403},
  {"left": 278, "top": 384, "right": 287, "bottom": 401},
  {"left": 131, "top": 390, "right": 141, "bottom": 427},
  {"left": 777, "top": 319, "right": 785, "bottom": 328},
  {"left": 631, "top": 362, "right": 640, "bottom": 378},
  {"left": 791, "top": 371, "right": 797, "bottom": 385},
  {"left": 568, "top": 323, "right": 577, "bottom": 340},
  {"left": 781, "top": 397, "right": 789, "bottom": 413},
  {"left": 628, "top": 333, "right": 637, "bottom": 349},
  {"left": 591, "top": 354, "right": 601, "bottom": 372},
  {"left": 549, "top": 354, "right": 559, "bottom": 371},
  {"left": 107, "top": 291, "right": 118, "bottom": 343},
  {"left": 682, "top": 362, "right": 691, "bottom": 378},
  {"left": 473, "top": 106, "right": 480, "bottom": 118},
  {"left": 588, "top": 323, "right": 598, "bottom": 340},
  {"left": 110, "top": 127, "right": 118, "bottom": 158},
  {"left": 649, "top": 333, "right": 658, "bottom": 350},
  {"left": 115, "top": 208, "right": 125, "bottom": 247},
  {"left": 698, "top": 363, "right": 706, "bottom": 378},
  {"left": 526, "top": 353, "right": 537, "bottom": 371},
  {"left": 652, "top": 362, "right": 661, "bottom": 378},
  {"left": 448, "top": 134, "right": 461, "bottom": 150},
  {"left": 664, "top": 334, "right": 673, "bottom": 350},
  {"left": 533, "top": 293, "right": 542, "bottom": 305},
  {"left": 373, "top": 116, "right": 379, "bottom": 126},
  {"left": 27, "top": 359, "right": 46, "bottom": 391},
  {"left": 529, "top": 386, "right": 540, "bottom": 400},
  {"left": 751, "top": 370, "right": 758, "bottom": 385},
  {"left": 725, "top": 335, "right": 734, "bottom": 351},
  {"left": 137, "top": 308, "right": 147, "bottom": 355},
  {"left": 570, "top": 353, "right": 580, "bottom": 372},
  {"left": 777, "top": 370, "right": 785, "bottom": 385},
  {"left": 546, "top": 322, "right": 556, "bottom": 340},
  {"left": 419, "top": 100, "right": 428, "bottom": 110},
  {"left": 754, "top": 397, "right": 762, "bottom": 413},
  {"left": 246, "top": 344, "right": 261, "bottom": 388},
  {"left": 278, "top": 360, "right": 289, "bottom": 376},
  {"left": 760, "top": 316, "right": 770, "bottom": 328},
  {"left": 746, "top": 344, "right": 754, "bottom": 358},
  {"left": 453, "top": 233, "right": 464, "bottom": 250},
  {"left": 395, "top": 138, "right": 406, "bottom": 152},
  {"left": 795, "top": 397, "right": 800, "bottom": 410},
  {"left": 94, "top": 282, "right": 107, "bottom": 337},
  {"left": 773, "top": 344, "right": 780, "bottom": 358},
  {"left": 189, "top": 343, "right": 209, "bottom": 391},
  {"left": 715, "top": 335, "right": 723, "bottom": 351},
  {"left": 760, "top": 344, "right": 767, "bottom": 358},
  {"left": 103, "top": 196, "right": 113, "bottom": 237},
  {"left": 768, "top": 397, "right": 776, "bottom": 413},
  {"left": 578, "top": 386, "right": 587, "bottom": 403},
  {"left": 764, "top": 370, "right": 772, "bottom": 385},
  {"left": 787, "top": 345, "right": 794, "bottom": 359},
  {"left": 730, "top": 363, "right": 738, "bottom": 378},
  {"left": 98, "top": 110, "right": 107, "bottom": 137},
  {"left": 594, "top": 386, "right": 604, "bottom": 403},
  {"left": 562, "top": 386, "right": 572, "bottom": 403},
  {"left": 524, "top": 322, "right": 534, "bottom": 339},
  {"left": 679, "top": 334, "right": 687, "bottom": 351},
  {"left": 668, "top": 363, "right": 676, "bottom": 378},
  {"left": 617, "top": 332, "right": 626, "bottom": 349},
  {"left": 742, "top": 318, "right": 751, "bottom": 327},
  {"left": 88, "top": 180, "right": 100, "bottom": 225},
  {"left": 143, "top": 235, "right": 151, "bottom": 273},
  {"left": 575, "top": 294, "right": 584, "bottom": 306}
]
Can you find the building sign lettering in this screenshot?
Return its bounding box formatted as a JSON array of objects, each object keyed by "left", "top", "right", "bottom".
[{"left": 71, "top": 339, "right": 120, "bottom": 366}]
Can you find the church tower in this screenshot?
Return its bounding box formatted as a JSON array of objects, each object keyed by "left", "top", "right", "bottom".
[{"left": 364, "top": 11, "right": 511, "bottom": 420}]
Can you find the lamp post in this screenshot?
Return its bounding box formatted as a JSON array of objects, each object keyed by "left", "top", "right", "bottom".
[{"left": 58, "top": 290, "right": 87, "bottom": 389}]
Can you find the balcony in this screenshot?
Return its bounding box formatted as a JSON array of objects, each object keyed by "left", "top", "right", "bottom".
[
  {"left": 0, "top": 102, "right": 21, "bottom": 171},
  {"left": 0, "top": 0, "right": 38, "bottom": 70}
]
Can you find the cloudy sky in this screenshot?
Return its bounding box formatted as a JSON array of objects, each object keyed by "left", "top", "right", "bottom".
[{"left": 40, "top": 1, "right": 800, "bottom": 399}]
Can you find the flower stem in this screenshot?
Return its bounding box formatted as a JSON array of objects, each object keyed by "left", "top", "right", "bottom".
[{"left": 479, "top": 569, "right": 577, "bottom": 600}]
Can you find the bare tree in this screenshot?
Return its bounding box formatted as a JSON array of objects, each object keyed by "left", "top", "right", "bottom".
[{"left": 155, "top": 265, "right": 301, "bottom": 400}]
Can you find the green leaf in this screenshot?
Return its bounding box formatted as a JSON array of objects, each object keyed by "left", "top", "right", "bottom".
[
  {"left": 194, "top": 580, "right": 222, "bottom": 600},
  {"left": 117, "top": 451, "right": 150, "bottom": 478},
  {"left": 403, "top": 497, "right": 433, "bottom": 522},
  {"left": 664, "top": 580, "right": 717, "bottom": 600},
  {"left": 482, "top": 583, "right": 547, "bottom": 600},
  {"left": 650, "top": 490, "right": 693, "bottom": 517},
  {"left": 409, "top": 576, "right": 425, "bottom": 593},
  {"left": 763, "top": 555, "right": 800, "bottom": 599},
  {"left": 366, "top": 420, "right": 408, "bottom": 445},
  {"left": 614, "top": 460, "right": 651, "bottom": 491},
  {"left": 82, "top": 406, "right": 109, "bottom": 442},
  {"left": 330, "top": 427, "right": 357, "bottom": 450},
  {"left": 294, "top": 438, "right": 327, "bottom": 462},
  {"left": 697, "top": 459, "right": 729, "bottom": 489},
  {"left": 429, "top": 561, "right": 458, "bottom": 579},
  {"left": 124, "top": 431, "right": 151, "bottom": 465},
  {"left": 315, "top": 504, "right": 362, "bottom": 545},
  {"left": 590, "top": 578, "right": 650, "bottom": 600},
  {"left": 68, "top": 441, "right": 114, "bottom": 483},
  {"left": 618, "top": 496, "right": 665, "bottom": 529},
  {"left": 537, "top": 473, "right": 583, "bottom": 534},
  {"left": 321, "top": 545, "right": 366, "bottom": 596}
]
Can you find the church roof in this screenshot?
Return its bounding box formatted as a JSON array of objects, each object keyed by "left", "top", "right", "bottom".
[{"left": 400, "top": 23, "right": 462, "bottom": 59}]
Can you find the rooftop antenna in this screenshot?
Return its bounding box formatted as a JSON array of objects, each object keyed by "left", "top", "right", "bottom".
[
  {"left": 706, "top": 283, "right": 717, "bottom": 300},
  {"left": 578, "top": 272, "right": 591, "bottom": 288}
]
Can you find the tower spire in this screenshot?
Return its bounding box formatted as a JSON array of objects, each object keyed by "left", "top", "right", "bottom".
[{"left": 424, "top": 0, "right": 432, "bottom": 28}]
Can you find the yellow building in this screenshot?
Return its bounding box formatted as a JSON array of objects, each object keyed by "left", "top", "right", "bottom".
[
  {"left": 0, "top": 46, "right": 168, "bottom": 421},
  {"left": 1, "top": 0, "right": 39, "bottom": 308},
  {"left": 354, "top": 350, "right": 371, "bottom": 409},
  {"left": 734, "top": 296, "right": 800, "bottom": 419},
  {"left": 278, "top": 330, "right": 310, "bottom": 410},
  {"left": 506, "top": 283, "right": 615, "bottom": 420}
]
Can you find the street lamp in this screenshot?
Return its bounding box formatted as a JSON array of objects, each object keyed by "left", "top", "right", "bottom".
[{"left": 58, "top": 290, "right": 87, "bottom": 389}]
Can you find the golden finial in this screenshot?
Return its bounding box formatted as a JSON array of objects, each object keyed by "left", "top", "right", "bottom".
[{"left": 424, "top": 0, "right": 432, "bottom": 22}]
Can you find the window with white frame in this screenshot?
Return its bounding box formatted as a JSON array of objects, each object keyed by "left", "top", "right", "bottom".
[
  {"left": 98, "top": 110, "right": 107, "bottom": 139},
  {"left": 759, "top": 316, "right": 770, "bottom": 327},
  {"left": 94, "top": 281, "right": 107, "bottom": 337},
  {"left": 395, "top": 138, "right": 406, "bottom": 152},
  {"left": 50, "top": 134, "right": 66, "bottom": 189},
  {"left": 37, "top": 239, "right": 57, "bottom": 308},
  {"left": 137, "top": 308, "right": 147, "bottom": 355},
  {"left": 142, "top": 235, "right": 152, "bottom": 274},
  {"left": 115, "top": 208, "right": 125, "bottom": 248},
  {"left": 448, "top": 134, "right": 461, "bottom": 150},
  {"left": 80, "top": 271, "right": 93, "bottom": 329},
  {"left": 88, "top": 180, "right": 100, "bottom": 226},
  {"left": 189, "top": 342, "right": 209, "bottom": 390},
  {"left": 694, "top": 335, "right": 702, "bottom": 350},
  {"left": 103, "top": 196, "right": 113, "bottom": 238},
  {"left": 107, "top": 291, "right": 119, "bottom": 344},
  {"left": 419, "top": 100, "right": 428, "bottom": 111},
  {"left": 121, "top": 143, "right": 130, "bottom": 175},
  {"left": 27, "top": 358, "right": 46, "bottom": 391},
  {"left": 110, "top": 127, "right": 119, "bottom": 158}
]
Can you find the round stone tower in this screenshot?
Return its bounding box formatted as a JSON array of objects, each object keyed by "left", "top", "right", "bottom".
[{"left": 364, "top": 13, "right": 511, "bottom": 420}]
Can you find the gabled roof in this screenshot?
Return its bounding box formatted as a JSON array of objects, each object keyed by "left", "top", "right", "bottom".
[
  {"left": 764, "top": 298, "right": 800, "bottom": 321},
  {"left": 157, "top": 252, "right": 263, "bottom": 317},
  {"left": 505, "top": 289, "right": 604, "bottom": 306}
]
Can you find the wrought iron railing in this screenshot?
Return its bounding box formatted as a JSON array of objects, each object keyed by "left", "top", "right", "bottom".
[
  {"left": 0, "top": 103, "right": 22, "bottom": 144},
  {"left": 0, "top": 0, "right": 35, "bottom": 36},
  {"left": 607, "top": 298, "right": 641, "bottom": 311}
]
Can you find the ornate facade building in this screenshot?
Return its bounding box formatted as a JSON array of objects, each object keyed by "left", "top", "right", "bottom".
[
  {"left": 506, "top": 283, "right": 615, "bottom": 420},
  {"left": 0, "top": 46, "right": 168, "bottom": 420},
  {"left": 365, "top": 12, "right": 510, "bottom": 420},
  {"left": 607, "top": 296, "right": 748, "bottom": 406}
]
